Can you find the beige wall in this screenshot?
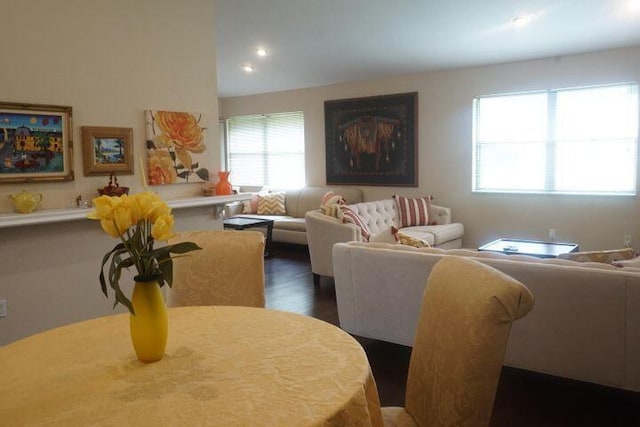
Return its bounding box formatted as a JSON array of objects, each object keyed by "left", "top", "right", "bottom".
[
  {"left": 0, "top": 0, "right": 219, "bottom": 345},
  {"left": 221, "top": 46, "right": 640, "bottom": 252},
  {"left": 0, "top": 0, "right": 220, "bottom": 210}
]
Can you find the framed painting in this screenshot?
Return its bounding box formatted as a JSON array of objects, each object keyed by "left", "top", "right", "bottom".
[
  {"left": 324, "top": 92, "right": 418, "bottom": 186},
  {"left": 81, "top": 126, "right": 133, "bottom": 176},
  {"left": 0, "top": 102, "right": 73, "bottom": 183},
  {"left": 144, "top": 110, "right": 210, "bottom": 185}
]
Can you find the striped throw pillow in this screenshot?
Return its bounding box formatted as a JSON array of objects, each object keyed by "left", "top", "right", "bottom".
[
  {"left": 394, "top": 195, "right": 435, "bottom": 227},
  {"left": 321, "top": 191, "right": 345, "bottom": 206},
  {"left": 339, "top": 205, "right": 371, "bottom": 241},
  {"left": 257, "top": 192, "right": 286, "bottom": 215}
]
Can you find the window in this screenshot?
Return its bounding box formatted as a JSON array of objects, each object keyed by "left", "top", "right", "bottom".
[
  {"left": 226, "top": 111, "right": 305, "bottom": 188},
  {"left": 473, "top": 83, "right": 639, "bottom": 195}
]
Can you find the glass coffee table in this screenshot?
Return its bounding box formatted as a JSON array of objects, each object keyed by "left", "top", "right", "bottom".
[
  {"left": 223, "top": 216, "right": 274, "bottom": 257},
  {"left": 478, "top": 238, "right": 579, "bottom": 259}
]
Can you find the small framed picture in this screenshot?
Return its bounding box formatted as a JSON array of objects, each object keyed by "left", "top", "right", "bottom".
[{"left": 82, "top": 126, "right": 133, "bottom": 176}]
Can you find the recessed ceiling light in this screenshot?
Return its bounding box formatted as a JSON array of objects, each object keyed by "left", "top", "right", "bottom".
[
  {"left": 241, "top": 64, "right": 255, "bottom": 73},
  {"left": 510, "top": 15, "right": 531, "bottom": 27},
  {"left": 256, "top": 48, "right": 267, "bottom": 57}
]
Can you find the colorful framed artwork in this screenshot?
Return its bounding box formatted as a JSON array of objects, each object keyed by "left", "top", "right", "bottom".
[
  {"left": 0, "top": 102, "right": 74, "bottom": 183},
  {"left": 81, "top": 126, "right": 134, "bottom": 176},
  {"left": 144, "top": 110, "right": 210, "bottom": 185},
  {"left": 324, "top": 92, "right": 418, "bottom": 186}
]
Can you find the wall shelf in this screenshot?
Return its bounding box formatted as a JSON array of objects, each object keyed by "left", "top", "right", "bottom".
[{"left": 0, "top": 194, "right": 250, "bottom": 229}]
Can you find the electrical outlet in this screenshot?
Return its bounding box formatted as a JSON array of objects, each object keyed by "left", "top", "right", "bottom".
[
  {"left": 624, "top": 234, "right": 632, "bottom": 247},
  {"left": 0, "top": 299, "right": 6, "bottom": 318}
]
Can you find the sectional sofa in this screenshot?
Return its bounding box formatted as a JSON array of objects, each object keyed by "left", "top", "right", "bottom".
[
  {"left": 227, "top": 186, "right": 363, "bottom": 245},
  {"left": 332, "top": 242, "right": 640, "bottom": 392},
  {"left": 305, "top": 198, "right": 464, "bottom": 282}
]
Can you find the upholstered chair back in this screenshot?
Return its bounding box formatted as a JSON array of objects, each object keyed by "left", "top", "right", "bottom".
[
  {"left": 382, "top": 256, "right": 534, "bottom": 427},
  {"left": 167, "top": 230, "right": 265, "bottom": 308}
]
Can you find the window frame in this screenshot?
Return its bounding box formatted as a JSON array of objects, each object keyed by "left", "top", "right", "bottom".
[
  {"left": 225, "top": 111, "right": 305, "bottom": 188},
  {"left": 472, "top": 82, "right": 639, "bottom": 196}
]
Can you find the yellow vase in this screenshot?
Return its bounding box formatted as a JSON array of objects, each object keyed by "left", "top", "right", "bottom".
[{"left": 129, "top": 278, "right": 168, "bottom": 363}]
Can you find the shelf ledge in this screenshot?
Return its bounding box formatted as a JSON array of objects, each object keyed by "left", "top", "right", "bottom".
[{"left": 0, "top": 194, "right": 250, "bottom": 229}]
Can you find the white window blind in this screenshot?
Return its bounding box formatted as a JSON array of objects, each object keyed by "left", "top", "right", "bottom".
[
  {"left": 226, "top": 111, "right": 305, "bottom": 188},
  {"left": 473, "top": 83, "right": 639, "bottom": 195}
]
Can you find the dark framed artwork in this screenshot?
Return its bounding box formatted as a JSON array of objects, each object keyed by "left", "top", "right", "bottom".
[
  {"left": 81, "top": 126, "right": 134, "bottom": 176},
  {"left": 324, "top": 92, "right": 418, "bottom": 186},
  {"left": 0, "top": 102, "right": 74, "bottom": 183}
]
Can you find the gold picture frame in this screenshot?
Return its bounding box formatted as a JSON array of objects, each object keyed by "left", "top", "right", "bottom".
[
  {"left": 0, "top": 102, "right": 74, "bottom": 183},
  {"left": 82, "top": 126, "right": 133, "bottom": 176}
]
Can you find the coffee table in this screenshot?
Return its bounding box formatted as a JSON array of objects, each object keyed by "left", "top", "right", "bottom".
[
  {"left": 478, "top": 238, "right": 579, "bottom": 259},
  {"left": 223, "top": 216, "right": 274, "bottom": 256}
]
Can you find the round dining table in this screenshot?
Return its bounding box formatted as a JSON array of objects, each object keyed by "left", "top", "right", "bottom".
[{"left": 0, "top": 306, "right": 383, "bottom": 426}]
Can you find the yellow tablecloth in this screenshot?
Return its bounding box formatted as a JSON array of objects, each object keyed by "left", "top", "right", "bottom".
[{"left": 0, "top": 306, "right": 382, "bottom": 426}]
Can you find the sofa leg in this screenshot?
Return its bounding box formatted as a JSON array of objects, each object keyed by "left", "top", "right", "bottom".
[{"left": 313, "top": 273, "right": 320, "bottom": 287}]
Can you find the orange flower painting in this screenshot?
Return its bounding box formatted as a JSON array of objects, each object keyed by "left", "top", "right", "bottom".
[{"left": 144, "top": 110, "right": 210, "bottom": 184}]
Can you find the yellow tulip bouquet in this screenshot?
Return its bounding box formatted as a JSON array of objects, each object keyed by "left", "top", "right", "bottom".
[{"left": 88, "top": 192, "right": 201, "bottom": 314}]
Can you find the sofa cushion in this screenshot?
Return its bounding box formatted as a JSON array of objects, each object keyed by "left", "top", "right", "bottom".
[
  {"left": 397, "top": 232, "right": 430, "bottom": 248},
  {"left": 339, "top": 205, "right": 371, "bottom": 241},
  {"left": 558, "top": 248, "right": 636, "bottom": 264},
  {"left": 400, "top": 223, "right": 464, "bottom": 246},
  {"left": 272, "top": 217, "right": 306, "bottom": 232},
  {"left": 394, "top": 194, "right": 435, "bottom": 227},
  {"left": 243, "top": 187, "right": 269, "bottom": 214},
  {"left": 321, "top": 191, "right": 345, "bottom": 205},
  {"left": 319, "top": 191, "right": 346, "bottom": 218},
  {"left": 257, "top": 192, "right": 286, "bottom": 215},
  {"left": 369, "top": 226, "right": 400, "bottom": 244}
]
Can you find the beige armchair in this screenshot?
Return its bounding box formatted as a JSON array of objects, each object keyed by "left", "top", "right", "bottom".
[
  {"left": 381, "top": 256, "right": 534, "bottom": 427},
  {"left": 167, "top": 230, "right": 265, "bottom": 307}
]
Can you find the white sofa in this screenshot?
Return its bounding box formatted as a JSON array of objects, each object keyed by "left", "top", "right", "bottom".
[
  {"left": 305, "top": 198, "right": 464, "bottom": 283},
  {"left": 332, "top": 242, "right": 640, "bottom": 392},
  {"left": 227, "top": 186, "right": 363, "bottom": 245}
]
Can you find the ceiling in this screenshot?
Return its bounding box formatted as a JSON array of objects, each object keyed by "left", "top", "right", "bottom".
[{"left": 215, "top": 0, "right": 640, "bottom": 98}]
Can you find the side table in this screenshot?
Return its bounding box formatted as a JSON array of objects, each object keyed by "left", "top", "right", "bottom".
[
  {"left": 223, "top": 216, "right": 274, "bottom": 256},
  {"left": 478, "top": 238, "right": 579, "bottom": 258}
]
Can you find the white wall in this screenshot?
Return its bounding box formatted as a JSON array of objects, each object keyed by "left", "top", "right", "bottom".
[
  {"left": 0, "top": 0, "right": 219, "bottom": 345},
  {"left": 221, "top": 46, "right": 640, "bottom": 252}
]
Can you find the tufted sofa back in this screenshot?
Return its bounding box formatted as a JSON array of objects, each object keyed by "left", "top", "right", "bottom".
[{"left": 349, "top": 199, "right": 399, "bottom": 234}]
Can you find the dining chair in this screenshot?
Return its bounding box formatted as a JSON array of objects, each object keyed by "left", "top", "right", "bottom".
[
  {"left": 381, "top": 256, "right": 535, "bottom": 427},
  {"left": 167, "top": 230, "right": 266, "bottom": 308}
]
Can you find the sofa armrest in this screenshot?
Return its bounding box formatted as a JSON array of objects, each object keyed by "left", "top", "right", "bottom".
[
  {"left": 305, "top": 210, "right": 361, "bottom": 277},
  {"left": 225, "top": 201, "right": 245, "bottom": 216},
  {"left": 431, "top": 204, "right": 452, "bottom": 225}
]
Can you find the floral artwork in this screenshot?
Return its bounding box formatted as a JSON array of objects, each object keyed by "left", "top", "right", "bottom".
[{"left": 144, "top": 110, "right": 210, "bottom": 185}]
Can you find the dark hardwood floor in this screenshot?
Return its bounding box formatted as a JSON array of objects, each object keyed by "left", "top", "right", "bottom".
[{"left": 265, "top": 244, "right": 640, "bottom": 427}]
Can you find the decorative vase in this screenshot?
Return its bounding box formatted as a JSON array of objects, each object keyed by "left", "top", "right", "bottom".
[
  {"left": 215, "top": 171, "right": 233, "bottom": 196},
  {"left": 129, "top": 277, "right": 168, "bottom": 363}
]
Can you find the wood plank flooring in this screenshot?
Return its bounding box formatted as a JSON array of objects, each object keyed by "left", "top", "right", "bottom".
[{"left": 265, "top": 244, "right": 640, "bottom": 427}]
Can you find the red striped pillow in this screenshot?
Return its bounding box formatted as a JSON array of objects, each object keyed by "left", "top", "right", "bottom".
[
  {"left": 394, "top": 195, "right": 435, "bottom": 227},
  {"left": 339, "top": 205, "right": 371, "bottom": 241}
]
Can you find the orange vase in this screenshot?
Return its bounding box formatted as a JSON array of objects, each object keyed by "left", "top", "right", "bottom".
[{"left": 215, "top": 171, "right": 233, "bottom": 195}]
